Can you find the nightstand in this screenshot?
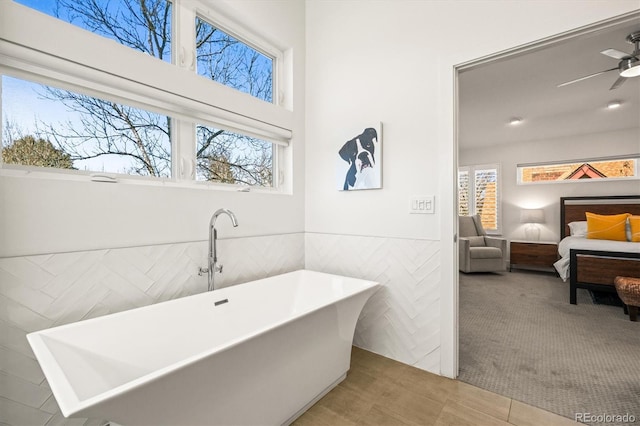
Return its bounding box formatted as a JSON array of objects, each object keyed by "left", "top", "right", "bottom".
[{"left": 510, "top": 240, "right": 559, "bottom": 272}]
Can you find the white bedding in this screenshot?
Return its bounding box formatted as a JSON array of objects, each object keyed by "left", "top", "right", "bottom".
[{"left": 553, "top": 236, "right": 640, "bottom": 281}]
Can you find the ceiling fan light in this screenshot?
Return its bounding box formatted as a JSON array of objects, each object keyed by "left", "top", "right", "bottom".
[{"left": 619, "top": 57, "right": 640, "bottom": 78}]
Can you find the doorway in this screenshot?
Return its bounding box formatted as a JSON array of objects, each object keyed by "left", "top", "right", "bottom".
[{"left": 454, "top": 10, "right": 640, "bottom": 421}]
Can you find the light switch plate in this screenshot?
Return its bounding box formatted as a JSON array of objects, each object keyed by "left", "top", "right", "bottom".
[{"left": 410, "top": 196, "right": 435, "bottom": 214}]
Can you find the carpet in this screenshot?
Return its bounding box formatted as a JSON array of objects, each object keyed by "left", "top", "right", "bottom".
[{"left": 458, "top": 271, "right": 640, "bottom": 426}]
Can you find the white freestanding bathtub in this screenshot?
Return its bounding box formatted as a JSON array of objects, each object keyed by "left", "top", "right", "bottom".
[{"left": 27, "top": 269, "right": 380, "bottom": 425}]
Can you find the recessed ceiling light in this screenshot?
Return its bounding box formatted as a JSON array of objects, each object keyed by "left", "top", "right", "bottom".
[
  {"left": 607, "top": 101, "right": 622, "bottom": 109},
  {"left": 509, "top": 118, "right": 523, "bottom": 126}
]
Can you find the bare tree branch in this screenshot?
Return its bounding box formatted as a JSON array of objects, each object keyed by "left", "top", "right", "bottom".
[{"left": 30, "top": 0, "right": 274, "bottom": 185}]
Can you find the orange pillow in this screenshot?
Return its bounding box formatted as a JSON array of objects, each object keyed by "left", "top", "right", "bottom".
[
  {"left": 629, "top": 215, "right": 640, "bottom": 242},
  {"left": 585, "top": 212, "right": 630, "bottom": 241}
]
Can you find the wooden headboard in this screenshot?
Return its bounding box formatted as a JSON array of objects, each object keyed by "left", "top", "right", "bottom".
[{"left": 560, "top": 195, "right": 640, "bottom": 239}]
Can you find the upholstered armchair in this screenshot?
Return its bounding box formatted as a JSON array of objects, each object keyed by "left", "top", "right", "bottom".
[{"left": 459, "top": 215, "right": 507, "bottom": 273}]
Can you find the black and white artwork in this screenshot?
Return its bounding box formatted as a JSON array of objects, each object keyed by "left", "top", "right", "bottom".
[{"left": 337, "top": 123, "right": 382, "bottom": 191}]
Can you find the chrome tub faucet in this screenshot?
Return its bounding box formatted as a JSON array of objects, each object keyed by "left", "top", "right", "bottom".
[{"left": 199, "top": 209, "right": 238, "bottom": 291}]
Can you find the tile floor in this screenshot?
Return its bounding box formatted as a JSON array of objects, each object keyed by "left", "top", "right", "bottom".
[{"left": 293, "top": 347, "right": 580, "bottom": 426}]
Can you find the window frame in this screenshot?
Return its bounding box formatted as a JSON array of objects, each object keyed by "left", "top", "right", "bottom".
[
  {"left": 516, "top": 155, "right": 640, "bottom": 185},
  {"left": 0, "top": 0, "right": 291, "bottom": 192},
  {"left": 193, "top": 5, "right": 283, "bottom": 106},
  {"left": 458, "top": 163, "right": 501, "bottom": 234}
]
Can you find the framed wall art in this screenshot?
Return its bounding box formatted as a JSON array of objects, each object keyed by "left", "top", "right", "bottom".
[{"left": 336, "top": 122, "right": 382, "bottom": 191}]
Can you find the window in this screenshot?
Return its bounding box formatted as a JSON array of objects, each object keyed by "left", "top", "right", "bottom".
[
  {"left": 1, "top": 0, "right": 290, "bottom": 189},
  {"left": 196, "top": 16, "right": 273, "bottom": 103},
  {"left": 517, "top": 156, "right": 639, "bottom": 184},
  {"left": 458, "top": 169, "right": 470, "bottom": 216},
  {"left": 14, "top": 0, "right": 172, "bottom": 63},
  {"left": 458, "top": 164, "right": 500, "bottom": 233},
  {"left": 196, "top": 124, "right": 273, "bottom": 186},
  {"left": 2, "top": 75, "right": 171, "bottom": 177}
]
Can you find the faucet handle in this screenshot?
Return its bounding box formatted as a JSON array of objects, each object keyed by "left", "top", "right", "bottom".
[
  {"left": 216, "top": 264, "right": 223, "bottom": 274},
  {"left": 198, "top": 267, "right": 209, "bottom": 276}
]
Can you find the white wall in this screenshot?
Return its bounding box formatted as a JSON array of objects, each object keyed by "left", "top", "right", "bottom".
[
  {"left": 460, "top": 128, "right": 640, "bottom": 243},
  {"left": 305, "top": 0, "right": 639, "bottom": 240},
  {"left": 0, "top": 0, "right": 306, "bottom": 258},
  {"left": 305, "top": 0, "right": 640, "bottom": 377},
  {"left": 0, "top": 178, "right": 305, "bottom": 256}
]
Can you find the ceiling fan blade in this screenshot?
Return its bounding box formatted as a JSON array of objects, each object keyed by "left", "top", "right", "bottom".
[
  {"left": 609, "top": 76, "right": 627, "bottom": 90},
  {"left": 557, "top": 67, "right": 618, "bottom": 87},
  {"left": 601, "top": 48, "right": 632, "bottom": 59}
]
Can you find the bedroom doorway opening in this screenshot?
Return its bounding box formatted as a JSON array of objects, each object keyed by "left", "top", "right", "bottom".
[{"left": 454, "top": 10, "right": 640, "bottom": 422}]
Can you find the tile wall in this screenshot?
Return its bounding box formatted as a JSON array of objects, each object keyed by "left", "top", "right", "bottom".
[
  {"left": 305, "top": 232, "right": 442, "bottom": 372},
  {"left": 0, "top": 233, "right": 305, "bottom": 426},
  {"left": 0, "top": 231, "right": 442, "bottom": 425}
]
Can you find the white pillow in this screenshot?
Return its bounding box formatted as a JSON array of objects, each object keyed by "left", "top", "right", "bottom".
[{"left": 568, "top": 221, "right": 588, "bottom": 237}]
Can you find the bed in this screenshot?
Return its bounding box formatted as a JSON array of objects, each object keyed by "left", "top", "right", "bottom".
[{"left": 554, "top": 195, "right": 640, "bottom": 304}]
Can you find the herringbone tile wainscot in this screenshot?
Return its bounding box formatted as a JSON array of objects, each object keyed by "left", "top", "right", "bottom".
[
  {"left": 305, "top": 233, "right": 441, "bottom": 374},
  {"left": 0, "top": 233, "right": 304, "bottom": 426}
]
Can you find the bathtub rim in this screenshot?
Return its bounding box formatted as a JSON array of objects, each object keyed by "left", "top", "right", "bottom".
[{"left": 27, "top": 269, "right": 381, "bottom": 418}]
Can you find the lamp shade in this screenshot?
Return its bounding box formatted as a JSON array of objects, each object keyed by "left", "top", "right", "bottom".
[{"left": 520, "top": 208, "right": 545, "bottom": 224}]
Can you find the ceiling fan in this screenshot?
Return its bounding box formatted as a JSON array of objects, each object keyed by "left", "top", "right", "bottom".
[{"left": 558, "top": 31, "right": 640, "bottom": 90}]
